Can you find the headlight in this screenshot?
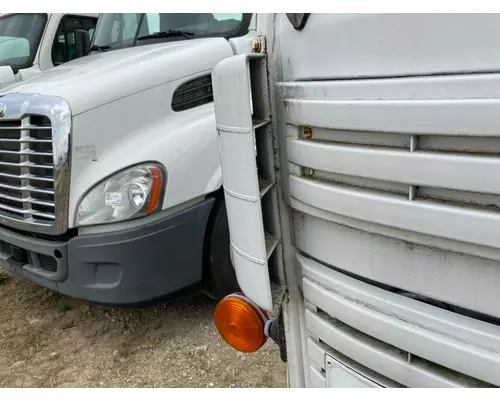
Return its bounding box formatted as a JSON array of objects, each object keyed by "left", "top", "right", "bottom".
[{"left": 76, "top": 164, "right": 165, "bottom": 227}]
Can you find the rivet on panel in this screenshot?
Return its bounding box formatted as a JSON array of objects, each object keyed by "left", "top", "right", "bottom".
[{"left": 303, "top": 127, "right": 313, "bottom": 139}]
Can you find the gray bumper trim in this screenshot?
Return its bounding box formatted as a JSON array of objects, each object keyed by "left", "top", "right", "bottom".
[{"left": 0, "top": 198, "right": 215, "bottom": 305}]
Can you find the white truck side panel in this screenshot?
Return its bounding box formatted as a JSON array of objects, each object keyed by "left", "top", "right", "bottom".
[
  {"left": 273, "top": 14, "right": 500, "bottom": 387},
  {"left": 213, "top": 14, "right": 500, "bottom": 387},
  {"left": 279, "top": 14, "right": 500, "bottom": 80}
]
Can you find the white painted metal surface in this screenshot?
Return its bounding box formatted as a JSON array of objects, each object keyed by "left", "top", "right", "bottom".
[
  {"left": 278, "top": 14, "right": 500, "bottom": 80},
  {"left": 290, "top": 175, "right": 500, "bottom": 250},
  {"left": 68, "top": 82, "right": 224, "bottom": 226},
  {"left": 325, "top": 356, "right": 382, "bottom": 388},
  {"left": 273, "top": 13, "right": 500, "bottom": 387},
  {"left": 301, "top": 256, "right": 500, "bottom": 386},
  {"left": 212, "top": 53, "right": 274, "bottom": 311},
  {"left": 287, "top": 139, "right": 500, "bottom": 195},
  {"left": 0, "top": 14, "right": 260, "bottom": 235},
  {"left": 213, "top": 14, "right": 500, "bottom": 387},
  {"left": 3, "top": 38, "right": 233, "bottom": 116},
  {"left": 1, "top": 37, "right": 240, "bottom": 227}
]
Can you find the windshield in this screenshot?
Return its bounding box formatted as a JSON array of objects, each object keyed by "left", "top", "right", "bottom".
[
  {"left": 91, "top": 13, "right": 251, "bottom": 51},
  {"left": 0, "top": 13, "right": 47, "bottom": 71}
]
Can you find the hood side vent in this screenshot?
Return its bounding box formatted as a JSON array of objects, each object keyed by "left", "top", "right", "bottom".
[{"left": 172, "top": 75, "right": 213, "bottom": 112}]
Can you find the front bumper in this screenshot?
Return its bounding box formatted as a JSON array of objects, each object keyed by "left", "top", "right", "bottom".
[{"left": 0, "top": 198, "right": 214, "bottom": 305}]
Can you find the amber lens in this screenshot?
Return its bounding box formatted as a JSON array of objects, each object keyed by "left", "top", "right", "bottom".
[
  {"left": 214, "top": 296, "right": 267, "bottom": 353},
  {"left": 144, "top": 167, "right": 162, "bottom": 214}
]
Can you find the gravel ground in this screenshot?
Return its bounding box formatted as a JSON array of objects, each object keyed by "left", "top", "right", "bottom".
[{"left": 0, "top": 270, "right": 287, "bottom": 388}]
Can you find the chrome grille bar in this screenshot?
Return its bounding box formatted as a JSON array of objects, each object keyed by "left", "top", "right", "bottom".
[
  {"left": 0, "top": 192, "right": 54, "bottom": 207},
  {"left": 0, "top": 94, "right": 71, "bottom": 234},
  {"left": 0, "top": 182, "right": 54, "bottom": 195},
  {"left": 0, "top": 149, "right": 52, "bottom": 156},
  {"left": 0, "top": 138, "right": 52, "bottom": 143},
  {"left": 0, "top": 113, "right": 55, "bottom": 226},
  {"left": 0, "top": 125, "right": 51, "bottom": 130},
  {"left": 0, "top": 202, "right": 56, "bottom": 220},
  {"left": 0, "top": 172, "right": 54, "bottom": 183},
  {"left": 0, "top": 161, "right": 54, "bottom": 169}
]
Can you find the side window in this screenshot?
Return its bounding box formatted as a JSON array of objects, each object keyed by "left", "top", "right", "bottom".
[{"left": 52, "top": 15, "right": 98, "bottom": 66}]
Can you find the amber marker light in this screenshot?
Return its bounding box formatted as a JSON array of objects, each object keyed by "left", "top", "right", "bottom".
[
  {"left": 214, "top": 293, "right": 269, "bottom": 353},
  {"left": 144, "top": 166, "right": 163, "bottom": 214}
]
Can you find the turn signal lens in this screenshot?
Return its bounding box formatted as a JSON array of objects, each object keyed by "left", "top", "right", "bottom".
[
  {"left": 144, "top": 166, "right": 163, "bottom": 214},
  {"left": 214, "top": 294, "right": 268, "bottom": 353}
]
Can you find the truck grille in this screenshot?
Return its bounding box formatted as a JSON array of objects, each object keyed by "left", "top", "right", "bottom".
[
  {"left": 0, "top": 115, "right": 55, "bottom": 225},
  {"left": 0, "top": 239, "right": 57, "bottom": 272},
  {"left": 27, "top": 251, "right": 57, "bottom": 272}
]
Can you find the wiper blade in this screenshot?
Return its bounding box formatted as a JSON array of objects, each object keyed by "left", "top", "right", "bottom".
[
  {"left": 137, "top": 29, "right": 194, "bottom": 41},
  {"left": 87, "top": 44, "right": 111, "bottom": 54}
]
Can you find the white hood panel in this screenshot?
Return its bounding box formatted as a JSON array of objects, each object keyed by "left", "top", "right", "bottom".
[{"left": 1, "top": 38, "right": 234, "bottom": 115}]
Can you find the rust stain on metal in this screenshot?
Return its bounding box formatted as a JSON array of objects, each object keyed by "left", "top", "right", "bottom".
[
  {"left": 303, "top": 168, "right": 315, "bottom": 177},
  {"left": 303, "top": 127, "right": 313, "bottom": 139}
]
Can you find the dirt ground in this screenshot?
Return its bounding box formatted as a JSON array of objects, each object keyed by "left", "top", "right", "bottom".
[{"left": 0, "top": 270, "right": 287, "bottom": 388}]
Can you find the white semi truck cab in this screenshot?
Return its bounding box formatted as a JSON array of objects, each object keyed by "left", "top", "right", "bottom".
[
  {"left": 0, "top": 13, "right": 257, "bottom": 305},
  {"left": 0, "top": 13, "right": 98, "bottom": 89},
  {"left": 212, "top": 13, "right": 500, "bottom": 388}
]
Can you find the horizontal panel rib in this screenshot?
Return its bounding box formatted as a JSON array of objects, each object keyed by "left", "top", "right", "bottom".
[
  {"left": 296, "top": 213, "right": 500, "bottom": 319},
  {"left": 288, "top": 139, "right": 500, "bottom": 195},
  {"left": 284, "top": 98, "right": 500, "bottom": 136},
  {"left": 300, "top": 255, "right": 500, "bottom": 386},
  {"left": 289, "top": 175, "right": 500, "bottom": 250},
  {"left": 278, "top": 74, "right": 500, "bottom": 101},
  {"left": 306, "top": 311, "right": 489, "bottom": 387},
  {"left": 307, "top": 338, "right": 326, "bottom": 369},
  {"left": 309, "top": 366, "right": 325, "bottom": 388}
]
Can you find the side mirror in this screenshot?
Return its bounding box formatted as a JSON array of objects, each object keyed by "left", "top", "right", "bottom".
[{"left": 74, "top": 29, "right": 91, "bottom": 58}]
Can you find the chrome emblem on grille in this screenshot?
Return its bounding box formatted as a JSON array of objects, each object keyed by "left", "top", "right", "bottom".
[{"left": 0, "top": 104, "right": 4, "bottom": 117}]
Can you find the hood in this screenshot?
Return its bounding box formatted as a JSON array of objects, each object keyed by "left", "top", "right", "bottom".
[{"left": 1, "top": 38, "right": 234, "bottom": 115}]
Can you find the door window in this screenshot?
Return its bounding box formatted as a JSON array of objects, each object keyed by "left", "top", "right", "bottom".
[{"left": 52, "top": 15, "right": 98, "bottom": 66}]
